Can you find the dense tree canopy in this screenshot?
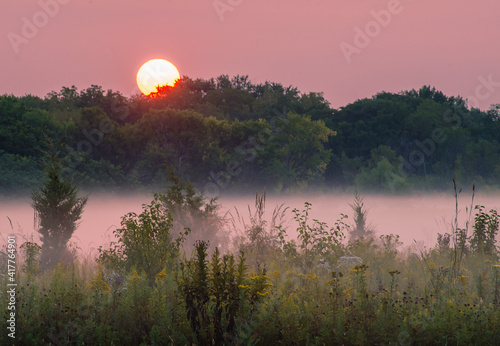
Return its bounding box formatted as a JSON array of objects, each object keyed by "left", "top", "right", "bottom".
[{"left": 1, "top": 78, "right": 499, "bottom": 195}]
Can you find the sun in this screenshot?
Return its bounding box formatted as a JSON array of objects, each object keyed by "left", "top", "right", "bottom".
[{"left": 136, "top": 59, "right": 180, "bottom": 95}]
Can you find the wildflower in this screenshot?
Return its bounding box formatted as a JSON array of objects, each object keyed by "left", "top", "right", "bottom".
[
  {"left": 307, "top": 274, "right": 319, "bottom": 281},
  {"left": 108, "top": 273, "right": 124, "bottom": 286},
  {"left": 90, "top": 272, "right": 111, "bottom": 292},
  {"left": 350, "top": 264, "right": 368, "bottom": 274},
  {"left": 492, "top": 264, "right": 500, "bottom": 269},
  {"left": 130, "top": 270, "right": 141, "bottom": 283},
  {"left": 389, "top": 270, "right": 401, "bottom": 277},
  {"left": 257, "top": 291, "right": 269, "bottom": 297},
  {"left": 331, "top": 271, "right": 343, "bottom": 279},
  {"left": 155, "top": 269, "right": 168, "bottom": 284},
  {"left": 458, "top": 275, "right": 468, "bottom": 287},
  {"left": 342, "top": 288, "right": 352, "bottom": 295},
  {"left": 155, "top": 269, "right": 168, "bottom": 280},
  {"left": 238, "top": 285, "right": 250, "bottom": 289}
]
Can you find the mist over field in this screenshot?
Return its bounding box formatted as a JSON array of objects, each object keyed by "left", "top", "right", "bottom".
[
  {"left": 3, "top": 0, "right": 500, "bottom": 342},
  {"left": 2, "top": 190, "right": 499, "bottom": 255}
]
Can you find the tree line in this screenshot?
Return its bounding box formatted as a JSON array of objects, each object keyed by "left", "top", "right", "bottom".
[{"left": 1, "top": 76, "right": 499, "bottom": 195}]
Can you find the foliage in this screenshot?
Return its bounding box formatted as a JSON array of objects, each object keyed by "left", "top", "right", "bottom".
[
  {"left": 159, "top": 171, "right": 226, "bottom": 251},
  {"left": 20, "top": 241, "right": 41, "bottom": 278},
  {"left": 4, "top": 81, "right": 500, "bottom": 193},
  {"left": 260, "top": 112, "right": 336, "bottom": 190},
  {"left": 278, "top": 202, "right": 348, "bottom": 270},
  {"left": 31, "top": 145, "right": 88, "bottom": 271},
  {"left": 98, "top": 193, "right": 188, "bottom": 282},
  {"left": 469, "top": 205, "right": 499, "bottom": 255},
  {"left": 348, "top": 190, "right": 374, "bottom": 241},
  {"left": 2, "top": 193, "right": 500, "bottom": 345},
  {"left": 229, "top": 190, "right": 288, "bottom": 257},
  {"left": 177, "top": 241, "right": 259, "bottom": 344}
]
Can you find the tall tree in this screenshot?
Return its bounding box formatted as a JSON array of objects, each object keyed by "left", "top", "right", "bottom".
[
  {"left": 32, "top": 145, "right": 88, "bottom": 271},
  {"left": 261, "top": 112, "right": 335, "bottom": 190}
]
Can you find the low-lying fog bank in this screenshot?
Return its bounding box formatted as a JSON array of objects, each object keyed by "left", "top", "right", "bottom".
[{"left": 1, "top": 191, "right": 499, "bottom": 255}]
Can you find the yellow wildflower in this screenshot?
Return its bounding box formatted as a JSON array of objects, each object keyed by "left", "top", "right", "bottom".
[
  {"left": 307, "top": 274, "right": 319, "bottom": 281},
  {"left": 130, "top": 270, "right": 141, "bottom": 283},
  {"left": 155, "top": 269, "right": 168, "bottom": 280},
  {"left": 342, "top": 288, "right": 352, "bottom": 295},
  {"left": 90, "top": 272, "right": 110, "bottom": 292},
  {"left": 388, "top": 270, "right": 401, "bottom": 277}
]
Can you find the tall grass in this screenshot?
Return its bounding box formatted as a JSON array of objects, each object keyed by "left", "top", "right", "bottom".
[{"left": 2, "top": 190, "right": 499, "bottom": 345}]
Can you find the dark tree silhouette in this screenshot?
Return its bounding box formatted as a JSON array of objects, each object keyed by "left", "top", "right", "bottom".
[{"left": 32, "top": 145, "right": 87, "bottom": 271}]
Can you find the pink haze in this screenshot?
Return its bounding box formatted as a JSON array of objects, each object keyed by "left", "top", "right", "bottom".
[{"left": 1, "top": 0, "right": 500, "bottom": 109}]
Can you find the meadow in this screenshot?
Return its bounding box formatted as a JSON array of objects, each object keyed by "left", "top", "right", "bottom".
[{"left": 1, "top": 186, "right": 500, "bottom": 345}]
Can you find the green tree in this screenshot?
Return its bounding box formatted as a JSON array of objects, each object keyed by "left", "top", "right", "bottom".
[
  {"left": 99, "top": 193, "right": 187, "bottom": 282},
  {"left": 354, "top": 145, "right": 408, "bottom": 192},
  {"left": 32, "top": 146, "right": 88, "bottom": 271},
  {"left": 261, "top": 112, "right": 335, "bottom": 190}
]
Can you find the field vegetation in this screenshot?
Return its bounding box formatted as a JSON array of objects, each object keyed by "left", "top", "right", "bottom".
[{"left": 2, "top": 177, "right": 499, "bottom": 345}]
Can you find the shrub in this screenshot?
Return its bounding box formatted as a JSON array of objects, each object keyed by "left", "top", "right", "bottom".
[
  {"left": 98, "top": 193, "right": 188, "bottom": 282},
  {"left": 469, "top": 205, "right": 499, "bottom": 255}
]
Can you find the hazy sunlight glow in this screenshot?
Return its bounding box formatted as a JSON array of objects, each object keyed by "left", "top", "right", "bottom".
[{"left": 136, "top": 59, "right": 180, "bottom": 95}]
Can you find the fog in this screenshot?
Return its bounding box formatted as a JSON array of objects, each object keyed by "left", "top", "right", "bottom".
[{"left": 1, "top": 192, "right": 499, "bottom": 255}]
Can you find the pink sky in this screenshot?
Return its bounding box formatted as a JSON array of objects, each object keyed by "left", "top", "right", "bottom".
[{"left": 2, "top": 0, "right": 500, "bottom": 110}]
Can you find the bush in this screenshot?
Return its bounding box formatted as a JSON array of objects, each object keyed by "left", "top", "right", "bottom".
[{"left": 98, "top": 193, "right": 188, "bottom": 282}]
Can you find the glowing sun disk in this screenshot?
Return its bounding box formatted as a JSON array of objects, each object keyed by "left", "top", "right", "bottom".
[{"left": 136, "top": 59, "right": 180, "bottom": 95}]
